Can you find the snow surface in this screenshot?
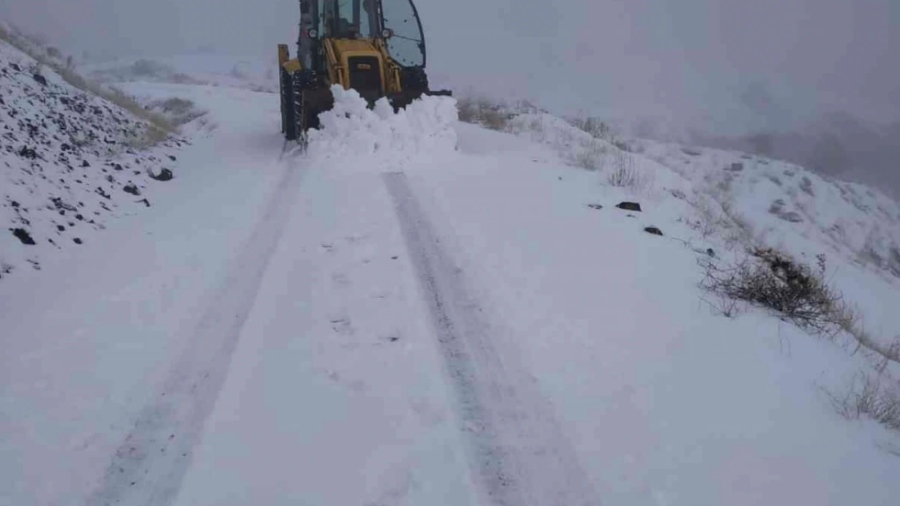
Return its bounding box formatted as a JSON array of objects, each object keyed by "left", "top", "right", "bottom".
[{"left": 2, "top": 68, "right": 900, "bottom": 506}]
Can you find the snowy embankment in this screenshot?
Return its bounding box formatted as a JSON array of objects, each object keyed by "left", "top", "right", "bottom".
[
  {"left": 0, "top": 39, "right": 185, "bottom": 278},
  {"left": 0, "top": 79, "right": 293, "bottom": 505},
  {"left": 504, "top": 111, "right": 900, "bottom": 348},
  {"left": 2, "top": 74, "right": 899, "bottom": 506}
]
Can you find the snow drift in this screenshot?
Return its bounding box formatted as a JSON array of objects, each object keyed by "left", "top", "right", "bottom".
[{"left": 306, "top": 85, "right": 458, "bottom": 169}]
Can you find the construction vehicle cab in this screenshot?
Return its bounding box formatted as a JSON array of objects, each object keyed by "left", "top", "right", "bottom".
[{"left": 278, "top": 0, "right": 450, "bottom": 142}]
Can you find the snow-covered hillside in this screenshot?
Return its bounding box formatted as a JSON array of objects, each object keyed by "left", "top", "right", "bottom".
[
  {"left": 0, "top": 39, "right": 186, "bottom": 278},
  {"left": 2, "top": 68, "right": 899, "bottom": 506},
  {"left": 503, "top": 111, "right": 900, "bottom": 282}
]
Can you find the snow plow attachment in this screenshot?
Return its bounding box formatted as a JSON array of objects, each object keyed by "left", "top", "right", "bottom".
[{"left": 278, "top": 0, "right": 451, "bottom": 142}]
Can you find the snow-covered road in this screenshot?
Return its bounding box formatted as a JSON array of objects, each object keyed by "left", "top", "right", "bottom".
[
  {"left": 0, "top": 85, "right": 310, "bottom": 506},
  {"left": 3, "top": 83, "right": 900, "bottom": 506}
]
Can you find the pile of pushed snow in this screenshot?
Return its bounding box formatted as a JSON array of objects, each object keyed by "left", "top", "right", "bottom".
[
  {"left": 306, "top": 86, "right": 458, "bottom": 169},
  {"left": 0, "top": 40, "right": 184, "bottom": 279}
]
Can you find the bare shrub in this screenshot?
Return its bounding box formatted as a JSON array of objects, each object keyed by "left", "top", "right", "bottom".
[
  {"left": 571, "top": 115, "right": 613, "bottom": 141},
  {"left": 131, "top": 59, "right": 168, "bottom": 77},
  {"left": 701, "top": 291, "right": 742, "bottom": 318},
  {"left": 574, "top": 141, "right": 606, "bottom": 171},
  {"left": 171, "top": 72, "right": 201, "bottom": 85},
  {"left": 700, "top": 248, "right": 850, "bottom": 336},
  {"left": 606, "top": 148, "right": 653, "bottom": 192},
  {"left": 800, "top": 176, "right": 816, "bottom": 196},
  {"left": 147, "top": 97, "right": 205, "bottom": 126},
  {"left": 827, "top": 372, "right": 900, "bottom": 432},
  {"left": 456, "top": 96, "right": 511, "bottom": 131},
  {"left": 125, "top": 125, "right": 170, "bottom": 150},
  {"left": 719, "top": 199, "right": 758, "bottom": 250},
  {"left": 570, "top": 115, "right": 631, "bottom": 152},
  {"left": 612, "top": 139, "right": 631, "bottom": 152},
  {"left": 686, "top": 196, "right": 722, "bottom": 239},
  {"left": 607, "top": 149, "right": 641, "bottom": 188}
]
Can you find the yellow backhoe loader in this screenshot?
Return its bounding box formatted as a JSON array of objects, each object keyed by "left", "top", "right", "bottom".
[{"left": 278, "top": 0, "right": 451, "bottom": 142}]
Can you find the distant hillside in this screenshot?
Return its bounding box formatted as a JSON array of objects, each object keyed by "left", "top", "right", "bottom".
[{"left": 83, "top": 53, "right": 277, "bottom": 94}]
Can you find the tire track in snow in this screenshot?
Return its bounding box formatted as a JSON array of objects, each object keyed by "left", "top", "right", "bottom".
[
  {"left": 85, "top": 162, "right": 307, "bottom": 506},
  {"left": 384, "top": 172, "right": 600, "bottom": 506}
]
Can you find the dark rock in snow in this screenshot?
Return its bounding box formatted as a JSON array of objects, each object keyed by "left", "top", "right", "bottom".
[
  {"left": 51, "top": 197, "right": 77, "bottom": 212},
  {"left": 96, "top": 187, "right": 111, "bottom": 199},
  {"left": 81, "top": 160, "right": 90, "bottom": 167},
  {"left": 123, "top": 184, "right": 141, "bottom": 196},
  {"left": 73, "top": 237, "right": 83, "bottom": 244},
  {"left": 149, "top": 168, "right": 174, "bottom": 182},
  {"left": 707, "top": 248, "right": 716, "bottom": 257},
  {"left": 644, "top": 226, "right": 664, "bottom": 236},
  {"left": 779, "top": 211, "right": 803, "bottom": 223},
  {"left": 168, "top": 155, "right": 177, "bottom": 161},
  {"left": 587, "top": 204, "right": 603, "bottom": 210},
  {"left": 616, "top": 202, "right": 642, "bottom": 212},
  {"left": 57, "top": 225, "right": 65, "bottom": 232},
  {"left": 32, "top": 73, "right": 48, "bottom": 86},
  {"left": 138, "top": 198, "right": 151, "bottom": 207},
  {"left": 727, "top": 162, "right": 744, "bottom": 172},
  {"left": 12, "top": 228, "right": 36, "bottom": 245},
  {"left": 9, "top": 63, "right": 21, "bottom": 72},
  {"left": 18, "top": 146, "right": 37, "bottom": 159}
]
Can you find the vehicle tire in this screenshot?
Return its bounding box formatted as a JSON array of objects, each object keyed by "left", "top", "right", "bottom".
[{"left": 280, "top": 68, "right": 297, "bottom": 141}]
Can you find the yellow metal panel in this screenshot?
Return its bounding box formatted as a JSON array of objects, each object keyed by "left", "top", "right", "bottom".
[
  {"left": 327, "top": 39, "right": 387, "bottom": 93},
  {"left": 282, "top": 58, "right": 302, "bottom": 73},
  {"left": 277, "top": 44, "right": 289, "bottom": 66},
  {"left": 330, "top": 39, "right": 379, "bottom": 53}
]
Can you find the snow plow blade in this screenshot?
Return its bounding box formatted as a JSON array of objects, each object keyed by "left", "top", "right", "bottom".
[{"left": 292, "top": 87, "right": 452, "bottom": 136}]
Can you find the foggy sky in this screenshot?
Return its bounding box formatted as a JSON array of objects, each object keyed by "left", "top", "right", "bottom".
[{"left": 1, "top": 0, "right": 897, "bottom": 136}]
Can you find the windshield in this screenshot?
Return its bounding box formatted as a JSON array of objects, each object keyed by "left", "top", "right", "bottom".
[
  {"left": 380, "top": 0, "right": 426, "bottom": 68},
  {"left": 322, "top": 0, "right": 377, "bottom": 38}
]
